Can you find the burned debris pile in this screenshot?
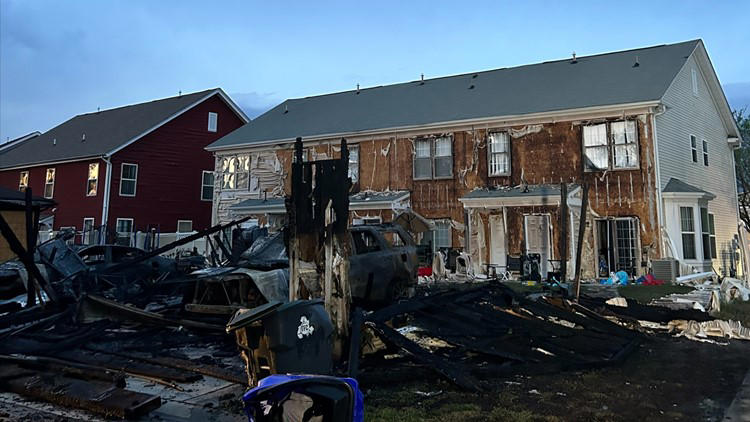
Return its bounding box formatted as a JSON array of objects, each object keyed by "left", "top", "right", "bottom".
[{"left": 360, "top": 283, "right": 640, "bottom": 391}]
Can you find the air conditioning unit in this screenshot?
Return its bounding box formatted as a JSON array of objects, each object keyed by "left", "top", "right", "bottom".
[{"left": 652, "top": 259, "right": 680, "bottom": 283}]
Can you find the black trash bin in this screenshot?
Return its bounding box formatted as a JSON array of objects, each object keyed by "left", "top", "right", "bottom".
[{"left": 227, "top": 299, "right": 334, "bottom": 386}]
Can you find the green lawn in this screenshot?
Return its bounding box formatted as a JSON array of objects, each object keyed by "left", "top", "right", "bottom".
[{"left": 715, "top": 300, "right": 750, "bottom": 326}]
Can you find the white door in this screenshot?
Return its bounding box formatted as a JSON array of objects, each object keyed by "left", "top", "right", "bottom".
[
  {"left": 489, "top": 214, "right": 506, "bottom": 269},
  {"left": 524, "top": 214, "right": 551, "bottom": 277}
]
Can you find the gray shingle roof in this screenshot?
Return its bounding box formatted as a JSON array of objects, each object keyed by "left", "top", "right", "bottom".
[
  {"left": 663, "top": 178, "right": 714, "bottom": 196},
  {"left": 0, "top": 89, "right": 219, "bottom": 169},
  {"left": 230, "top": 190, "right": 410, "bottom": 211},
  {"left": 209, "top": 40, "right": 700, "bottom": 149}
]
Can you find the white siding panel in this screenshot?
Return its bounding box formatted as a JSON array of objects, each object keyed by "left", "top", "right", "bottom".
[{"left": 655, "top": 54, "right": 741, "bottom": 275}]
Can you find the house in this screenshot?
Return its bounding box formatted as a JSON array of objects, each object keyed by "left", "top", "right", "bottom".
[
  {"left": 0, "top": 89, "right": 248, "bottom": 242},
  {"left": 205, "top": 40, "right": 744, "bottom": 279}
]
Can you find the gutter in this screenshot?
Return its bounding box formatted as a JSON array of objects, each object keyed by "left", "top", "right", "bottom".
[
  {"left": 206, "top": 100, "right": 661, "bottom": 152},
  {"left": 101, "top": 155, "right": 113, "bottom": 235}
]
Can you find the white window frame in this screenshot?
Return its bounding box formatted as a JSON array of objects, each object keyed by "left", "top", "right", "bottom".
[
  {"left": 18, "top": 171, "right": 28, "bottom": 191},
  {"left": 87, "top": 162, "right": 99, "bottom": 196},
  {"left": 680, "top": 206, "right": 696, "bottom": 260},
  {"left": 413, "top": 136, "right": 453, "bottom": 180},
  {"left": 201, "top": 170, "right": 214, "bottom": 201},
  {"left": 219, "top": 155, "right": 250, "bottom": 190},
  {"left": 115, "top": 218, "right": 134, "bottom": 234},
  {"left": 177, "top": 220, "right": 193, "bottom": 233},
  {"left": 119, "top": 163, "right": 138, "bottom": 197},
  {"left": 352, "top": 216, "right": 381, "bottom": 226},
  {"left": 433, "top": 219, "right": 452, "bottom": 250},
  {"left": 690, "top": 135, "right": 698, "bottom": 163},
  {"left": 208, "top": 112, "right": 218, "bottom": 132},
  {"left": 488, "top": 132, "right": 510, "bottom": 176},
  {"left": 583, "top": 121, "right": 639, "bottom": 172},
  {"left": 702, "top": 139, "right": 708, "bottom": 166},
  {"left": 691, "top": 68, "right": 699, "bottom": 96},
  {"left": 348, "top": 145, "right": 359, "bottom": 184},
  {"left": 700, "top": 208, "right": 717, "bottom": 260},
  {"left": 44, "top": 168, "right": 55, "bottom": 199},
  {"left": 82, "top": 217, "right": 95, "bottom": 245}
]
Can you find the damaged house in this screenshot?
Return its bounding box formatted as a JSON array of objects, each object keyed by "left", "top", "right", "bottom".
[
  {"left": 0, "top": 89, "right": 248, "bottom": 240},
  {"left": 206, "top": 39, "right": 745, "bottom": 280}
]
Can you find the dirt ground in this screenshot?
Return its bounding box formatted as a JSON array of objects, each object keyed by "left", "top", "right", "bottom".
[{"left": 360, "top": 332, "right": 750, "bottom": 422}]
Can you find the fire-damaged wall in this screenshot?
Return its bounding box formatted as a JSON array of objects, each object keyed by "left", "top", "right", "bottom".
[{"left": 213, "top": 112, "right": 660, "bottom": 278}]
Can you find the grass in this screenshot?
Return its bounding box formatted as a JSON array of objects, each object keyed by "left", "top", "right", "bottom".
[
  {"left": 715, "top": 300, "right": 750, "bottom": 326},
  {"left": 617, "top": 284, "right": 694, "bottom": 304}
]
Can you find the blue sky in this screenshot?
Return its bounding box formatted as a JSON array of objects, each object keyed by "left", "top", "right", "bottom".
[{"left": 1, "top": 0, "right": 749, "bottom": 141}]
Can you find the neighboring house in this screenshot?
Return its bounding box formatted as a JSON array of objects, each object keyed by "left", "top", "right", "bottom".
[
  {"left": 0, "top": 132, "right": 41, "bottom": 153},
  {"left": 206, "top": 40, "right": 743, "bottom": 279},
  {"left": 0, "top": 89, "right": 248, "bottom": 242}
]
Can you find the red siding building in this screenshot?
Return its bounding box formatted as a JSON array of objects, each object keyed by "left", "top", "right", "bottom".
[{"left": 0, "top": 89, "right": 248, "bottom": 238}]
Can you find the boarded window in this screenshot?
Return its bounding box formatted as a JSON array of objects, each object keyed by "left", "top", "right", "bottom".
[
  {"left": 488, "top": 132, "right": 510, "bottom": 176},
  {"left": 87, "top": 163, "right": 99, "bottom": 196},
  {"left": 583, "top": 124, "right": 608, "bottom": 171},
  {"left": 220, "top": 155, "right": 250, "bottom": 190},
  {"left": 44, "top": 168, "right": 55, "bottom": 199},
  {"left": 690, "top": 135, "right": 698, "bottom": 162},
  {"left": 120, "top": 163, "right": 138, "bottom": 196},
  {"left": 208, "top": 112, "right": 218, "bottom": 132},
  {"left": 348, "top": 145, "right": 359, "bottom": 183},
  {"left": 201, "top": 171, "right": 214, "bottom": 201},
  {"left": 611, "top": 121, "right": 639, "bottom": 168},
  {"left": 680, "top": 207, "right": 696, "bottom": 260},
  {"left": 18, "top": 171, "right": 28, "bottom": 191}
]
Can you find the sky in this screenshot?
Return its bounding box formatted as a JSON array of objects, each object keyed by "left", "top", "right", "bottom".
[{"left": 1, "top": 0, "right": 749, "bottom": 141}]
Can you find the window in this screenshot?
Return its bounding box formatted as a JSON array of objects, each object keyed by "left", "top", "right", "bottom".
[
  {"left": 82, "top": 218, "right": 95, "bottom": 245},
  {"left": 583, "top": 124, "right": 609, "bottom": 170},
  {"left": 700, "top": 208, "right": 717, "bottom": 260},
  {"left": 352, "top": 216, "right": 381, "bottom": 225},
  {"left": 352, "top": 230, "right": 381, "bottom": 255},
  {"left": 44, "top": 168, "right": 55, "bottom": 198},
  {"left": 680, "top": 207, "right": 696, "bottom": 260},
  {"left": 583, "top": 121, "right": 639, "bottom": 171},
  {"left": 201, "top": 171, "right": 214, "bottom": 201},
  {"left": 19, "top": 171, "right": 28, "bottom": 191},
  {"left": 177, "top": 220, "right": 193, "bottom": 233},
  {"left": 414, "top": 136, "right": 453, "bottom": 180},
  {"left": 702, "top": 140, "right": 708, "bottom": 166},
  {"left": 119, "top": 163, "right": 137, "bottom": 196},
  {"left": 208, "top": 112, "right": 218, "bottom": 132},
  {"left": 691, "top": 68, "right": 698, "bottom": 96},
  {"left": 115, "top": 218, "right": 133, "bottom": 246},
  {"left": 348, "top": 145, "right": 359, "bottom": 183},
  {"left": 87, "top": 163, "right": 99, "bottom": 196},
  {"left": 220, "top": 155, "right": 250, "bottom": 190},
  {"left": 434, "top": 220, "right": 452, "bottom": 249},
  {"left": 611, "top": 121, "right": 638, "bottom": 169},
  {"left": 690, "top": 135, "right": 698, "bottom": 162},
  {"left": 488, "top": 132, "right": 510, "bottom": 176}
]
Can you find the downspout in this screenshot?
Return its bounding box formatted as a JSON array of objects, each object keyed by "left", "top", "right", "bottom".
[
  {"left": 651, "top": 105, "right": 666, "bottom": 257},
  {"left": 101, "top": 155, "right": 113, "bottom": 241}
]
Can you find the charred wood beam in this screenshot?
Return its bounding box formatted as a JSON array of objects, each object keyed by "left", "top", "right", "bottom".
[
  {"left": 0, "top": 363, "right": 161, "bottom": 419},
  {"left": 99, "top": 216, "right": 254, "bottom": 274},
  {"left": 0, "top": 211, "right": 58, "bottom": 302},
  {"left": 0, "top": 354, "right": 126, "bottom": 387}
]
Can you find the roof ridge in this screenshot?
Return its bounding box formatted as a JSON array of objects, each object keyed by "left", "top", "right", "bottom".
[
  {"left": 76, "top": 88, "right": 218, "bottom": 117},
  {"left": 286, "top": 40, "right": 701, "bottom": 102}
]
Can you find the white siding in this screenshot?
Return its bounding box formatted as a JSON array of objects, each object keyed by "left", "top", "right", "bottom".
[{"left": 655, "top": 53, "right": 741, "bottom": 275}]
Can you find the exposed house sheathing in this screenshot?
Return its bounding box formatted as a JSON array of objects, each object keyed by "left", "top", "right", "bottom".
[{"left": 213, "top": 112, "right": 660, "bottom": 279}]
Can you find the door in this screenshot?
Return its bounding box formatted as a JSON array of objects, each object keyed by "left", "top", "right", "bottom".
[
  {"left": 524, "top": 214, "right": 551, "bottom": 277},
  {"left": 489, "top": 214, "right": 506, "bottom": 269}
]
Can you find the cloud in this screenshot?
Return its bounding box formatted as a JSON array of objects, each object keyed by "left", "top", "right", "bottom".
[{"left": 230, "top": 92, "right": 281, "bottom": 119}]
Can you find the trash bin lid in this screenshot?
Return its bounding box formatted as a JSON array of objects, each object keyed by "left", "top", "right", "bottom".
[{"left": 226, "top": 300, "right": 283, "bottom": 332}]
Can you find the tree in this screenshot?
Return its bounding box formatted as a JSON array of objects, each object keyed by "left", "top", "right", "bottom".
[{"left": 734, "top": 108, "right": 750, "bottom": 228}]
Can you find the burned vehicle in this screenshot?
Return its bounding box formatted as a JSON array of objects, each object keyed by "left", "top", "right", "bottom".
[
  {"left": 78, "top": 244, "right": 178, "bottom": 279},
  {"left": 348, "top": 224, "right": 418, "bottom": 306}
]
